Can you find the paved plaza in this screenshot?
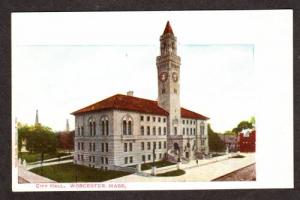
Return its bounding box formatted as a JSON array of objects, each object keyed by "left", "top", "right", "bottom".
[{"left": 105, "top": 153, "right": 255, "bottom": 182}]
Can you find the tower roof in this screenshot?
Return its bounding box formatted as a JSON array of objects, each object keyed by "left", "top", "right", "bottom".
[{"left": 163, "top": 21, "right": 174, "bottom": 35}]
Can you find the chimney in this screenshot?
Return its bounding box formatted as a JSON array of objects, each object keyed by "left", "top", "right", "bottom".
[{"left": 127, "top": 91, "right": 134, "bottom": 96}]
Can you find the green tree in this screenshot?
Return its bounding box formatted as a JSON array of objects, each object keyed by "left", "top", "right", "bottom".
[
  {"left": 18, "top": 124, "right": 57, "bottom": 160},
  {"left": 232, "top": 121, "right": 253, "bottom": 134},
  {"left": 208, "top": 124, "right": 225, "bottom": 152}
]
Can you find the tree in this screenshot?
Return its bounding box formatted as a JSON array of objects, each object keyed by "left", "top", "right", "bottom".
[
  {"left": 208, "top": 124, "right": 225, "bottom": 152},
  {"left": 232, "top": 121, "right": 253, "bottom": 134},
  {"left": 18, "top": 124, "right": 57, "bottom": 159},
  {"left": 57, "top": 130, "right": 74, "bottom": 153}
]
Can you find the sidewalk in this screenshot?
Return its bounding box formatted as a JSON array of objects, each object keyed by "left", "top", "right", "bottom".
[
  {"left": 18, "top": 166, "right": 56, "bottom": 183},
  {"left": 105, "top": 153, "right": 255, "bottom": 182},
  {"left": 26, "top": 159, "right": 73, "bottom": 170}
]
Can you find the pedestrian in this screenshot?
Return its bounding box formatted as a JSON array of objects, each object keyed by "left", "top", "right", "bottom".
[{"left": 196, "top": 159, "right": 198, "bottom": 165}]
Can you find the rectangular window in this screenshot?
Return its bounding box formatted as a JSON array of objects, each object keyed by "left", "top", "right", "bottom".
[
  {"left": 190, "top": 128, "right": 193, "bottom": 135},
  {"left": 130, "top": 156, "right": 133, "bottom": 163},
  {"left": 147, "top": 116, "right": 150, "bottom": 121},
  {"left": 153, "top": 117, "right": 156, "bottom": 122},
  {"left": 183, "top": 128, "right": 185, "bottom": 135},
  {"left": 89, "top": 143, "right": 92, "bottom": 151},
  {"left": 164, "top": 141, "right": 167, "bottom": 149},
  {"left": 159, "top": 153, "right": 162, "bottom": 159},
  {"left": 77, "top": 154, "right": 80, "bottom": 160},
  {"left": 158, "top": 127, "right": 162, "bottom": 135},
  {"left": 89, "top": 156, "right": 91, "bottom": 162},
  {"left": 164, "top": 127, "right": 167, "bottom": 135},
  {"left": 77, "top": 142, "right": 80, "bottom": 150},
  {"left": 158, "top": 117, "right": 161, "bottom": 122},
  {"left": 129, "top": 143, "right": 133, "bottom": 151},
  {"left": 194, "top": 128, "right": 196, "bottom": 135},
  {"left": 153, "top": 142, "right": 156, "bottom": 149},
  {"left": 141, "top": 142, "right": 144, "bottom": 150},
  {"left": 142, "top": 155, "right": 145, "bottom": 162},
  {"left": 183, "top": 120, "right": 185, "bottom": 124},
  {"left": 81, "top": 142, "right": 84, "bottom": 150},
  {"left": 153, "top": 127, "right": 156, "bottom": 135},
  {"left": 147, "top": 142, "right": 151, "bottom": 150},
  {"left": 101, "top": 143, "right": 104, "bottom": 152},
  {"left": 159, "top": 141, "right": 162, "bottom": 149},
  {"left": 148, "top": 154, "right": 151, "bottom": 161},
  {"left": 105, "top": 157, "right": 108, "bottom": 164},
  {"left": 174, "top": 127, "right": 177, "bottom": 135},
  {"left": 93, "top": 122, "right": 96, "bottom": 136},
  {"left": 81, "top": 155, "right": 84, "bottom": 161},
  {"left": 187, "top": 128, "right": 189, "bottom": 135},
  {"left": 93, "top": 156, "right": 95, "bottom": 163},
  {"left": 124, "top": 143, "right": 128, "bottom": 152},
  {"left": 106, "top": 120, "right": 109, "bottom": 135},
  {"left": 163, "top": 118, "right": 166, "bottom": 123},
  {"left": 125, "top": 157, "right": 128, "bottom": 164},
  {"left": 77, "top": 127, "right": 80, "bottom": 136},
  {"left": 93, "top": 143, "right": 95, "bottom": 151},
  {"left": 102, "top": 121, "right": 105, "bottom": 135},
  {"left": 147, "top": 126, "right": 150, "bottom": 135},
  {"left": 101, "top": 157, "right": 104, "bottom": 164},
  {"left": 105, "top": 143, "right": 108, "bottom": 152},
  {"left": 141, "top": 116, "right": 144, "bottom": 121}
]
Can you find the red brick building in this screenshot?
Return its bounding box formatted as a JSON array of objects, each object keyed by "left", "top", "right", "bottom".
[{"left": 239, "top": 130, "right": 256, "bottom": 152}]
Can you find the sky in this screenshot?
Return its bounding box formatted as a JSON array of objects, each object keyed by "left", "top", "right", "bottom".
[{"left": 11, "top": 11, "right": 255, "bottom": 132}]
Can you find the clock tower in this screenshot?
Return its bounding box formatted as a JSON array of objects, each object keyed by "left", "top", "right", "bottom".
[{"left": 157, "top": 21, "right": 183, "bottom": 155}]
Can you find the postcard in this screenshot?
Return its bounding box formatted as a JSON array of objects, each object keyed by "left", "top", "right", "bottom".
[{"left": 11, "top": 10, "right": 293, "bottom": 191}]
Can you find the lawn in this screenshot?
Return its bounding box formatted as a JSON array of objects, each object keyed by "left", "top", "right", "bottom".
[
  {"left": 139, "top": 160, "right": 175, "bottom": 170},
  {"left": 156, "top": 169, "right": 185, "bottom": 177},
  {"left": 30, "top": 163, "right": 132, "bottom": 182},
  {"left": 19, "top": 152, "right": 71, "bottom": 163}
]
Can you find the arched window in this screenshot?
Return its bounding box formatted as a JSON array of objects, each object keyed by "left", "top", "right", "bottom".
[
  {"left": 122, "top": 115, "right": 133, "bottom": 135},
  {"left": 100, "top": 116, "right": 109, "bottom": 135},
  {"left": 128, "top": 120, "right": 132, "bottom": 135},
  {"left": 89, "top": 119, "right": 93, "bottom": 136},
  {"left": 93, "top": 121, "right": 96, "bottom": 136},
  {"left": 123, "top": 120, "right": 127, "bottom": 135},
  {"left": 141, "top": 126, "right": 144, "bottom": 135}
]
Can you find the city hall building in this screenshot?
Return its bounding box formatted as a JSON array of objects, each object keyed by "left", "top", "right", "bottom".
[{"left": 72, "top": 22, "right": 209, "bottom": 169}]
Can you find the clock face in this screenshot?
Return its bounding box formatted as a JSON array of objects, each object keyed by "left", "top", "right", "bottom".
[
  {"left": 159, "top": 72, "right": 168, "bottom": 82},
  {"left": 172, "top": 72, "right": 178, "bottom": 82}
]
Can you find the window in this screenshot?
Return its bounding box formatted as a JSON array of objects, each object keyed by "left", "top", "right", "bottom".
[
  {"left": 187, "top": 128, "right": 189, "bottom": 135},
  {"left": 106, "top": 120, "right": 109, "bottom": 135},
  {"left": 141, "top": 126, "right": 144, "bottom": 135},
  {"left": 128, "top": 121, "right": 132, "bottom": 135},
  {"left": 105, "top": 143, "right": 108, "bottom": 152},
  {"left": 129, "top": 143, "right": 133, "bottom": 151},
  {"left": 89, "top": 143, "right": 92, "bottom": 151},
  {"left": 164, "top": 127, "right": 167, "bottom": 135},
  {"left": 147, "top": 142, "right": 151, "bottom": 150},
  {"left": 141, "top": 142, "right": 145, "bottom": 150},
  {"left": 159, "top": 153, "right": 162, "bottom": 159},
  {"left": 130, "top": 156, "right": 133, "bottom": 163},
  {"left": 102, "top": 120, "right": 105, "bottom": 135},
  {"left": 194, "top": 128, "right": 196, "bottom": 135},
  {"left": 81, "top": 155, "right": 84, "bottom": 161},
  {"left": 174, "top": 127, "right": 177, "bottom": 135},
  {"left": 93, "top": 143, "right": 95, "bottom": 151},
  {"left": 158, "top": 117, "right": 161, "bottom": 122},
  {"left": 147, "top": 126, "right": 150, "bottom": 135},
  {"left": 159, "top": 141, "right": 162, "bottom": 149},
  {"left": 77, "top": 127, "right": 80, "bottom": 136},
  {"left": 124, "top": 143, "right": 127, "bottom": 152},
  {"left": 190, "top": 128, "right": 192, "bottom": 135},
  {"left": 163, "top": 118, "right": 166, "bottom": 123},
  {"left": 158, "top": 127, "right": 162, "bottom": 135},
  {"left": 201, "top": 139, "right": 205, "bottom": 146},
  {"left": 148, "top": 154, "right": 151, "bottom": 161},
  {"left": 89, "top": 156, "right": 91, "bottom": 162},
  {"left": 164, "top": 141, "right": 167, "bottom": 149},
  {"left": 200, "top": 123, "right": 205, "bottom": 137},
  {"left": 140, "top": 116, "right": 144, "bottom": 121},
  {"left": 101, "top": 143, "right": 104, "bottom": 152},
  {"left": 162, "top": 88, "right": 165, "bottom": 94},
  {"left": 153, "top": 142, "right": 156, "bottom": 149},
  {"left": 123, "top": 120, "right": 127, "bottom": 135},
  {"left": 105, "top": 157, "right": 108, "bottom": 164},
  {"left": 194, "top": 121, "right": 196, "bottom": 125},
  {"left": 81, "top": 126, "right": 84, "bottom": 136},
  {"left": 183, "top": 120, "right": 185, "bottom": 124},
  {"left": 77, "top": 154, "right": 80, "bottom": 160},
  {"left": 147, "top": 116, "right": 150, "bottom": 121},
  {"left": 77, "top": 142, "right": 80, "bottom": 150},
  {"left": 81, "top": 142, "right": 84, "bottom": 150},
  {"left": 101, "top": 157, "right": 104, "bottom": 164},
  {"left": 153, "top": 117, "right": 156, "bottom": 122},
  {"left": 142, "top": 155, "right": 145, "bottom": 162},
  {"left": 89, "top": 120, "right": 93, "bottom": 136},
  {"left": 183, "top": 128, "right": 185, "bottom": 135},
  {"left": 124, "top": 157, "right": 128, "bottom": 164},
  {"left": 93, "top": 121, "right": 96, "bottom": 136},
  {"left": 153, "top": 127, "right": 156, "bottom": 135}
]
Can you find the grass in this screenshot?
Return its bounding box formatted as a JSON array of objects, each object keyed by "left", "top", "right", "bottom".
[
  {"left": 19, "top": 152, "right": 71, "bottom": 163},
  {"left": 139, "top": 160, "right": 175, "bottom": 170},
  {"left": 156, "top": 169, "right": 185, "bottom": 177},
  {"left": 232, "top": 155, "right": 245, "bottom": 158},
  {"left": 30, "top": 163, "right": 132, "bottom": 182},
  {"left": 211, "top": 153, "right": 225, "bottom": 158}
]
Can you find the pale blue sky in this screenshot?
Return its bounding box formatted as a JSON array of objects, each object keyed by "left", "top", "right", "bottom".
[{"left": 12, "top": 12, "right": 255, "bottom": 132}]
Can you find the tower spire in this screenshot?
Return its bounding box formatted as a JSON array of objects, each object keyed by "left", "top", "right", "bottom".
[
  {"left": 163, "top": 21, "right": 174, "bottom": 35},
  {"left": 35, "top": 109, "right": 39, "bottom": 126}
]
